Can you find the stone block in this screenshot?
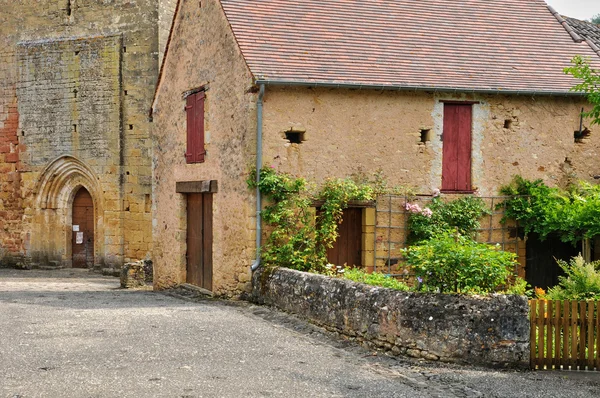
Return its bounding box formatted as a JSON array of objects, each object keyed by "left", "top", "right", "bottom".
[{"left": 120, "top": 261, "right": 146, "bottom": 288}]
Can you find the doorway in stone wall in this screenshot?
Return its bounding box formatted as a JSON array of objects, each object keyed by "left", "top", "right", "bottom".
[
  {"left": 326, "top": 207, "right": 362, "bottom": 268},
  {"left": 72, "top": 187, "right": 94, "bottom": 268},
  {"left": 186, "top": 193, "right": 213, "bottom": 290}
]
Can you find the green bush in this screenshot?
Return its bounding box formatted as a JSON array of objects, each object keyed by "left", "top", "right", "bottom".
[
  {"left": 546, "top": 255, "right": 600, "bottom": 301},
  {"left": 407, "top": 196, "right": 490, "bottom": 244},
  {"left": 343, "top": 267, "right": 410, "bottom": 291},
  {"left": 502, "top": 277, "right": 532, "bottom": 297},
  {"left": 402, "top": 231, "right": 516, "bottom": 294},
  {"left": 499, "top": 176, "right": 600, "bottom": 244}
]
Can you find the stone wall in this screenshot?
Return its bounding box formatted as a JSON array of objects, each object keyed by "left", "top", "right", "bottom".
[
  {"left": 252, "top": 267, "right": 530, "bottom": 368},
  {"left": 0, "top": 0, "right": 174, "bottom": 267}
]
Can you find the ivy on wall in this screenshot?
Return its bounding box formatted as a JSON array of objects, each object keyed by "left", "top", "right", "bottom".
[{"left": 247, "top": 167, "right": 374, "bottom": 272}]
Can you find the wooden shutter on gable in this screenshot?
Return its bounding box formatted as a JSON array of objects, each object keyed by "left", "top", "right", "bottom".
[
  {"left": 442, "top": 103, "right": 472, "bottom": 192},
  {"left": 185, "top": 91, "right": 206, "bottom": 164}
]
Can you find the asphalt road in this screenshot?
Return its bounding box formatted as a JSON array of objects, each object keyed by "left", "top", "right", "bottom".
[{"left": 1, "top": 268, "right": 600, "bottom": 398}]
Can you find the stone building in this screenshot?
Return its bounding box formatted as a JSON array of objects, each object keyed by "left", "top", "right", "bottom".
[
  {"left": 151, "top": 0, "right": 600, "bottom": 295},
  {"left": 0, "top": 0, "right": 176, "bottom": 269}
]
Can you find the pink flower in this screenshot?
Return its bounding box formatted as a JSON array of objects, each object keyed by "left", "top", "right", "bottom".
[
  {"left": 404, "top": 203, "right": 423, "bottom": 214},
  {"left": 421, "top": 208, "right": 433, "bottom": 217},
  {"left": 432, "top": 189, "right": 440, "bottom": 198}
]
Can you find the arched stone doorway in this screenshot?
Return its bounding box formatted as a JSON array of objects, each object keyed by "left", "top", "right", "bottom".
[
  {"left": 71, "top": 187, "right": 95, "bottom": 268},
  {"left": 30, "top": 156, "right": 105, "bottom": 268}
]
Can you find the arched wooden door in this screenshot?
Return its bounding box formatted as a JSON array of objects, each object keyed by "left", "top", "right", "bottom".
[{"left": 72, "top": 188, "right": 94, "bottom": 268}]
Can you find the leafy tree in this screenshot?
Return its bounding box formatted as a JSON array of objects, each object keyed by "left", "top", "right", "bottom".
[
  {"left": 591, "top": 14, "right": 600, "bottom": 24},
  {"left": 564, "top": 55, "right": 600, "bottom": 125}
]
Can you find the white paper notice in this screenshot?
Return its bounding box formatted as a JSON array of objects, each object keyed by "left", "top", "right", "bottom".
[
  {"left": 73, "top": 225, "right": 80, "bottom": 232},
  {"left": 76, "top": 232, "right": 84, "bottom": 244}
]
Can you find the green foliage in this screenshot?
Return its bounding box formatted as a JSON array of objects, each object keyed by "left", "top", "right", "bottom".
[
  {"left": 247, "top": 167, "right": 316, "bottom": 271},
  {"left": 502, "top": 277, "right": 532, "bottom": 297},
  {"left": 546, "top": 255, "right": 600, "bottom": 301},
  {"left": 343, "top": 267, "right": 410, "bottom": 291},
  {"left": 402, "top": 231, "right": 516, "bottom": 294},
  {"left": 248, "top": 167, "right": 375, "bottom": 272},
  {"left": 315, "top": 178, "right": 374, "bottom": 265},
  {"left": 499, "top": 176, "right": 600, "bottom": 244},
  {"left": 591, "top": 14, "right": 600, "bottom": 25},
  {"left": 564, "top": 55, "right": 600, "bottom": 126},
  {"left": 406, "top": 196, "right": 490, "bottom": 243}
]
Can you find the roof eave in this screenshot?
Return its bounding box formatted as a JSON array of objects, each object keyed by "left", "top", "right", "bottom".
[{"left": 254, "top": 79, "right": 586, "bottom": 97}]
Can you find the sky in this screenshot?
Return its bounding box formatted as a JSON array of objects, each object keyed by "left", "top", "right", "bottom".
[{"left": 545, "top": 0, "right": 600, "bottom": 20}]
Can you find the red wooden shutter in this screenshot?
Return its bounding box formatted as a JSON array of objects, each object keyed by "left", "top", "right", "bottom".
[
  {"left": 442, "top": 104, "right": 472, "bottom": 191},
  {"left": 185, "top": 91, "right": 206, "bottom": 164}
]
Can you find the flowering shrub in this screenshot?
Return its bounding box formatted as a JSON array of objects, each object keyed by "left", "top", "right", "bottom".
[
  {"left": 404, "top": 202, "right": 433, "bottom": 217},
  {"left": 402, "top": 231, "right": 516, "bottom": 294},
  {"left": 407, "top": 196, "right": 490, "bottom": 243}
]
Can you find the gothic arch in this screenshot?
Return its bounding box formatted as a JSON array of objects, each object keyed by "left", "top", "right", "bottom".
[
  {"left": 35, "top": 155, "right": 103, "bottom": 210},
  {"left": 31, "top": 156, "right": 105, "bottom": 267}
]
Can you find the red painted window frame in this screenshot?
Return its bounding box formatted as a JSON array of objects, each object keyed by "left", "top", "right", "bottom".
[{"left": 185, "top": 90, "right": 206, "bottom": 164}]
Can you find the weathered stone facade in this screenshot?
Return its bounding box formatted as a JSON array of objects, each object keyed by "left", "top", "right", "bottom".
[
  {"left": 152, "top": 0, "right": 600, "bottom": 296},
  {"left": 262, "top": 88, "right": 598, "bottom": 194},
  {"left": 152, "top": 0, "right": 257, "bottom": 294},
  {"left": 0, "top": 1, "right": 177, "bottom": 269},
  {"left": 252, "top": 267, "right": 530, "bottom": 368}
]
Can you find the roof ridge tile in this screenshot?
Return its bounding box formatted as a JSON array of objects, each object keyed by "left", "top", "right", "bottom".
[{"left": 547, "top": 5, "right": 583, "bottom": 43}]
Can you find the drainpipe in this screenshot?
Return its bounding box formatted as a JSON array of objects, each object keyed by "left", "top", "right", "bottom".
[{"left": 251, "top": 84, "right": 266, "bottom": 272}]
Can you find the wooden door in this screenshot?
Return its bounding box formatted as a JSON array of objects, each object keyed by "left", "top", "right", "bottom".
[
  {"left": 327, "top": 207, "right": 362, "bottom": 267},
  {"left": 442, "top": 103, "right": 472, "bottom": 191},
  {"left": 72, "top": 188, "right": 94, "bottom": 268},
  {"left": 186, "top": 193, "right": 213, "bottom": 290}
]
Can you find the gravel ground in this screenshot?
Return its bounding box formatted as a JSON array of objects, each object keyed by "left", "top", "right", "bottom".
[{"left": 1, "top": 268, "right": 599, "bottom": 398}]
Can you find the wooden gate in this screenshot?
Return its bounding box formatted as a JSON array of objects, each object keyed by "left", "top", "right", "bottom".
[
  {"left": 186, "top": 193, "right": 213, "bottom": 290},
  {"left": 530, "top": 299, "right": 600, "bottom": 370},
  {"left": 72, "top": 188, "right": 94, "bottom": 268}
]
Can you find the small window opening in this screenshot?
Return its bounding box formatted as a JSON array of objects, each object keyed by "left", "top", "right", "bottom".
[
  {"left": 504, "top": 119, "right": 512, "bottom": 129},
  {"left": 66, "top": 0, "right": 71, "bottom": 16},
  {"left": 574, "top": 127, "right": 591, "bottom": 143},
  {"left": 124, "top": 90, "right": 128, "bottom": 96},
  {"left": 144, "top": 194, "right": 151, "bottom": 213},
  {"left": 73, "top": 124, "right": 77, "bottom": 132},
  {"left": 123, "top": 46, "right": 127, "bottom": 53},
  {"left": 129, "top": 124, "right": 134, "bottom": 130},
  {"left": 126, "top": 171, "right": 130, "bottom": 175},
  {"left": 73, "top": 89, "right": 78, "bottom": 98},
  {"left": 285, "top": 131, "right": 305, "bottom": 144},
  {"left": 74, "top": 51, "right": 79, "bottom": 56},
  {"left": 21, "top": 131, "right": 25, "bottom": 137},
  {"left": 420, "top": 129, "right": 431, "bottom": 143}
]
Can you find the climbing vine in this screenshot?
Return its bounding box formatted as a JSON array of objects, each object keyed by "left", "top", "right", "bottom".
[
  {"left": 247, "top": 167, "right": 375, "bottom": 272},
  {"left": 499, "top": 175, "right": 600, "bottom": 244}
]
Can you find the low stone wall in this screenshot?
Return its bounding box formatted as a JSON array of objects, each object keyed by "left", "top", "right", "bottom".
[{"left": 251, "top": 267, "right": 529, "bottom": 368}]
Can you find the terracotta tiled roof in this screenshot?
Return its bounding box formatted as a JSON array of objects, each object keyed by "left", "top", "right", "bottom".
[
  {"left": 566, "top": 17, "right": 600, "bottom": 53},
  {"left": 220, "top": 0, "right": 600, "bottom": 94}
]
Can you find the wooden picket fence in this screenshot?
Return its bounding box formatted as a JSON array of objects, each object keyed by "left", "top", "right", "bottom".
[{"left": 530, "top": 299, "right": 600, "bottom": 370}]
